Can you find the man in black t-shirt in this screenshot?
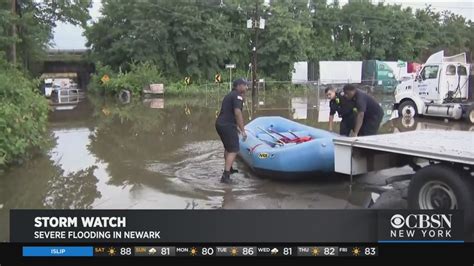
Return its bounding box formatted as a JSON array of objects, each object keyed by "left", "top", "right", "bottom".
[
  {"left": 215, "top": 78, "right": 248, "bottom": 183},
  {"left": 325, "top": 86, "right": 355, "bottom": 136},
  {"left": 343, "top": 84, "right": 383, "bottom": 136}
]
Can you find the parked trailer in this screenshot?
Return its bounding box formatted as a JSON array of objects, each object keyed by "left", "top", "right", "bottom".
[
  {"left": 291, "top": 60, "right": 418, "bottom": 94},
  {"left": 319, "top": 60, "right": 410, "bottom": 93},
  {"left": 319, "top": 61, "right": 363, "bottom": 84},
  {"left": 333, "top": 130, "right": 474, "bottom": 228}
]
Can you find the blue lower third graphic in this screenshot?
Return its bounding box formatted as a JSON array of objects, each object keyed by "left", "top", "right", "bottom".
[{"left": 23, "top": 246, "right": 93, "bottom": 257}]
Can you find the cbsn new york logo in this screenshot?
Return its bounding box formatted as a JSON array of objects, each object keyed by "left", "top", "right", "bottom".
[{"left": 389, "top": 214, "right": 452, "bottom": 238}]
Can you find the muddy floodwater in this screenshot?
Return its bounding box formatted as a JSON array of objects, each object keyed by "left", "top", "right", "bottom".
[{"left": 1, "top": 88, "right": 473, "bottom": 241}]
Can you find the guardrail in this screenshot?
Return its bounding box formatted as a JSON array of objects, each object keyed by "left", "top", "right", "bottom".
[{"left": 46, "top": 49, "right": 88, "bottom": 55}]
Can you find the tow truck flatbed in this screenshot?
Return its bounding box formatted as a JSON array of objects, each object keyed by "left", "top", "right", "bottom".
[{"left": 333, "top": 130, "right": 474, "bottom": 175}]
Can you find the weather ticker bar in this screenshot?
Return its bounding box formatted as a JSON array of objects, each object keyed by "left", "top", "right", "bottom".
[{"left": 22, "top": 245, "right": 378, "bottom": 257}]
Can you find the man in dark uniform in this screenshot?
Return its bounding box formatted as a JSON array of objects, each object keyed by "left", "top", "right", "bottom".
[
  {"left": 215, "top": 78, "right": 248, "bottom": 183},
  {"left": 343, "top": 84, "right": 383, "bottom": 136},
  {"left": 325, "top": 86, "right": 355, "bottom": 136}
]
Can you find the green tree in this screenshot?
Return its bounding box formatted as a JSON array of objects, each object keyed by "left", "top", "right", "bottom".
[
  {"left": 86, "top": 0, "right": 315, "bottom": 81},
  {"left": 307, "top": 0, "right": 337, "bottom": 62},
  {"left": 258, "top": 0, "right": 312, "bottom": 80},
  {"left": 413, "top": 6, "right": 442, "bottom": 60},
  {"left": 86, "top": 0, "right": 241, "bottom": 80},
  {"left": 85, "top": 0, "right": 473, "bottom": 82},
  {"left": 0, "top": 1, "right": 90, "bottom": 167},
  {"left": 0, "top": 55, "right": 49, "bottom": 167},
  {"left": 438, "top": 11, "right": 471, "bottom": 55},
  {"left": 0, "top": 0, "right": 91, "bottom": 68}
]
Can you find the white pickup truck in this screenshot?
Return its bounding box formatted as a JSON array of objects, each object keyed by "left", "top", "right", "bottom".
[{"left": 394, "top": 50, "right": 474, "bottom": 124}]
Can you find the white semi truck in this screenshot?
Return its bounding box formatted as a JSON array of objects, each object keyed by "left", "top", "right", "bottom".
[{"left": 394, "top": 50, "right": 474, "bottom": 123}]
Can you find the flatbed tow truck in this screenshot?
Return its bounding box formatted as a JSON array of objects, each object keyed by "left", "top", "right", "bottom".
[{"left": 333, "top": 130, "right": 474, "bottom": 228}]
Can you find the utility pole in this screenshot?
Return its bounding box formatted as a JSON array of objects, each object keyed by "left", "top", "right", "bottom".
[
  {"left": 251, "top": 0, "right": 259, "bottom": 102},
  {"left": 11, "top": 0, "right": 17, "bottom": 65},
  {"left": 247, "top": 0, "right": 266, "bottom": 107}
]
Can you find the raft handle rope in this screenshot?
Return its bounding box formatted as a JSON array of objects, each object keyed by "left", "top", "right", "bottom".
[{"left": 246, "top": 143, "right": 263, "bottom": 154}]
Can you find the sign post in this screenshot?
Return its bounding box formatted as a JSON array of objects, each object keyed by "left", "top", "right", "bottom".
[{"left": 225, "top": 64, "right": 236, "bottom": 91}]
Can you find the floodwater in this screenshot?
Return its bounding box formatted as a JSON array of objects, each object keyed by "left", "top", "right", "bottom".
[{"left": 0, "top": 87, "right": 473, "bottom": 241}]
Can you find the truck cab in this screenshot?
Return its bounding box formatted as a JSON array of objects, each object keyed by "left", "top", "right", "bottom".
[{"left": 394, "top": 51, "right": 474, "bottom": 123}]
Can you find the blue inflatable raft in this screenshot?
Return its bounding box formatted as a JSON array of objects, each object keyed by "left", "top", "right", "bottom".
[{"left": 238, "top": 116, "right": 336, "bottom": 179}]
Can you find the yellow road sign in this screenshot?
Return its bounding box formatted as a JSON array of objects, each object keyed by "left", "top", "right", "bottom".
[
  {"left": 184, "top": 76, "right": 191, "bottom": 85},
  {"left": 101, "top": 74, "right": 110, "bottom": 84},
  {"left": 215, "top": 73, "right": 222, "bottom": 83}
]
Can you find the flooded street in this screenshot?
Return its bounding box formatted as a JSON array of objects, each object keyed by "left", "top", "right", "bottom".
[{"left": 0, "top": 88, "right": 473, "bottom": 241}]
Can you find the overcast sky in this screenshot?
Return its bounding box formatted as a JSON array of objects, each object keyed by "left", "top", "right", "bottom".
[{"left": 51, "top": 0, "right": 474, "bottom": 50}]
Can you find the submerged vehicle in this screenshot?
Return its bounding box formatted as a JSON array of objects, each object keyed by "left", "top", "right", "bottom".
[
  {"left": 238, "top": 116, "right": 336, "bottom": 179},
  {"left": 43, "top": 78, "right": 53, "bottom": 97}
]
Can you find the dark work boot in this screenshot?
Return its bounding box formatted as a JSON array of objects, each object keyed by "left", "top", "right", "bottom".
[
  {"left": 220, "top": 171, "right": 231, "bottom": 184},
  {"left": 230, "top": 167, "right": 238, "bottom": 174}
]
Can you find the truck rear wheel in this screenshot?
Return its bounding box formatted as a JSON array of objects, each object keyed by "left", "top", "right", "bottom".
[
  {"left": 398, "top": 100, "right": 417, "bottom": 118},
  {"left": 408, "top": 164, "right": 474, "bottom": 229},
  {"left": 467, "top": 105, "right": 474, "bottom": 124}
]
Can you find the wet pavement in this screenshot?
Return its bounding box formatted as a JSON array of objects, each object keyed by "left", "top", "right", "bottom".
[{"left": 0, "top": 88, "right": 473, "bottom": 241}]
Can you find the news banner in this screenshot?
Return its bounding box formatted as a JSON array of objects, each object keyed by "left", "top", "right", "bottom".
[
  {"left": 1, "top": 209, "right": 471, "bottom": 264},
  {"left": 21, "top": 245, "right": 377, "bottom": 257}
]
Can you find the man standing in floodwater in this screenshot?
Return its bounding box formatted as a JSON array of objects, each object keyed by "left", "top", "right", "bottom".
[
  {"left": 343, "top": 84, "right": 383, "bottom": 136},
  {"left": 325, "top": 86, "right": 356, "bottom": 136},
  {"left": 215, "top": 78, "right": 248, "bottom": 183}
]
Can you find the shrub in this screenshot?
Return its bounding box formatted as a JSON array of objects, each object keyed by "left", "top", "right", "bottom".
[
  {"left": 0, "top": 59, "right": 49, "bottom": 167},
  {"left": 89, "top": 62, "right": 166, "bottom": 95},
  {"left": 88, "top": 62, "right": 115, "bottom": 95},
  {"left": 88, "top": 62, "right": 307, "bottom": 97}
]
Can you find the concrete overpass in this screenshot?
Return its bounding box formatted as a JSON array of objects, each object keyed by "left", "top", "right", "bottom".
[{"left": 42, "top": 49, "right": 95, "bottom": 90}]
